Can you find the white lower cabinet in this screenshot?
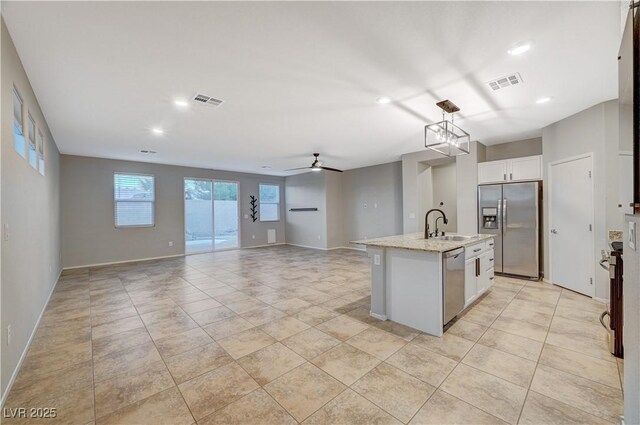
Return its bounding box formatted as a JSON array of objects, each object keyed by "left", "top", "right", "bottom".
[
  {"left": 464, "top": 258, "right": 477, "bottom": 306},
  {"left": 464, "top": 241, "right": 495, "bottom": 308}
]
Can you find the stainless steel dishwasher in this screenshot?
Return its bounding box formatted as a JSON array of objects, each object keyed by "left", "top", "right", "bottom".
[{"left": 443, "top": 247, "right": 465, "bottom": 325}]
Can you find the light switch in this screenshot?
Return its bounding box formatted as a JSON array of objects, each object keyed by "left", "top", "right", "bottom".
[
  {"left": 629, "top": 221, "right": 636, "bottom": 251},
  {"left": 244, "top": 214, "right": 249, "bottom": 219},
  {"left": 373, "top": 254, "right": 381, "bottom": 266},
  {"left": 3, "top": 224, "right": 8, "bottom": 241}
]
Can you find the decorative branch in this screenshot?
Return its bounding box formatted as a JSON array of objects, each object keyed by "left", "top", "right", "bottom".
[{"left": 249, "top": 195, "right": 258, "bottom": 222}]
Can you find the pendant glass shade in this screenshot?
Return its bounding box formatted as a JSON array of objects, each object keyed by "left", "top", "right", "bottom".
[{"left": 425, "top": 119, "right": 470, "bottom": 157}]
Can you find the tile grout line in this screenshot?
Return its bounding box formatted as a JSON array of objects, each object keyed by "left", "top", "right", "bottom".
[{"left": 515, "top": 287, "right": 562, "bottom": 424}]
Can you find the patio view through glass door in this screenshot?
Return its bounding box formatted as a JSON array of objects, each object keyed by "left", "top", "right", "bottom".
[{"left": 184, "top": 179, "right": 239, "bottom": 254}]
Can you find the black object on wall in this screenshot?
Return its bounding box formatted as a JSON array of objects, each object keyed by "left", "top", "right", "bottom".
[
  {"left": 249, "top": 195, "right": 258, "bottom": 222},
  {"left": 289, "top": 208, "right": 318, "bottom": 212}
]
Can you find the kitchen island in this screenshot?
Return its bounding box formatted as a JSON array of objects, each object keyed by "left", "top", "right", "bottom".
[{"left": 352, "top": 233, "right": 495, "bottom": 336}]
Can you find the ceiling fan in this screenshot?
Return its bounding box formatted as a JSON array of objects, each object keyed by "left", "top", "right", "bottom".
[{"left": 285, "top": 153, "right": 343, "bottom": 173}]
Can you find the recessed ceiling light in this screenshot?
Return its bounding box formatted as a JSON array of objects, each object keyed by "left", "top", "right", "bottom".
[
  {"left": 174, "top": 99, "right": 189, "bottom": 107},
  {"left": 536, "top": 96, "right": 552, "bottom": 104},
  {"left": 151, "top": 128, "right": 164, "bottom": 135},
  {"left": 508, "top": 43, "right": 532, "bottom": 56},
  {"left": 376, "top": 96, "right": 391, "bottom": 104}
]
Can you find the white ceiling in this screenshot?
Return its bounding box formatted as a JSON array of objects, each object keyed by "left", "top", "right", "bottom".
[{"left": 3, "top": 1, "right": 620, "bottom": 176}]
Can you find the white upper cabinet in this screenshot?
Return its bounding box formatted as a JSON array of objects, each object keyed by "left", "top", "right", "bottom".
[
  {"left": 478, "top": 155, "right": 542, "bottom": 184},
  {"left": 478, "top": 160, "right": 508, "bottom": 184},
  {"left": 508, "top": 155, "right": 542, "bottom": 182}
]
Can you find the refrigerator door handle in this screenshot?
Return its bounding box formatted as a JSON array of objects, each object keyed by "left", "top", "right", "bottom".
[
  {"left": 497, "top": 199, "right": 502, "bottom": 230},
  {"left": 502, "top": 199, "right": 507, "bottom": 234}
]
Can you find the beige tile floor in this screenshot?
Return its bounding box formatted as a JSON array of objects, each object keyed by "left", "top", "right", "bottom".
[{"left": 4, "top": 246, "right": 623, "bottom": 424}]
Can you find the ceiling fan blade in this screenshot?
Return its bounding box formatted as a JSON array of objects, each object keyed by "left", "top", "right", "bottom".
[
  {"left": 319, "top": 166, "right": 343, "bottom": 173},
  {"left": 284, "top": 166, "right": 312, "bottom": 171}
]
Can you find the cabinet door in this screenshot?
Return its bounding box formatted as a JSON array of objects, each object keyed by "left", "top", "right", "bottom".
[
  {"left": 464, "top": 258, "right": 477, "bottom": 307},
  {"left": 478, "top": 253, "right": 490, "bottom": 296},
  {"left": 478, "top": 160, "right": 508, "bottom": 184},
  {"left": 508, "top": 155, "right": 542, "bottom": 181}
]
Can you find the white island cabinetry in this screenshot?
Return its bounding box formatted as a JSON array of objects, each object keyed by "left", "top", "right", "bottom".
[{"left": 353, "top": 233, "right": 495, "bottom": 336}]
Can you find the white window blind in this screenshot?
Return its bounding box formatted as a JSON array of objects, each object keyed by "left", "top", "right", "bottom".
[
  {"left": 28, "top": 114, "right": 37, "bottom": 169},
  {"left": 13, "top": 87, "right": 25, "bottom": 158},
  {"left": 114, "top": 173, "right": 155, "bottom": 227},
  {"left": 259, "top": 183, "right": 280, "bottom": 221},
  {"left": 37, "top": 130, "right": 45, "bottom": 175}
]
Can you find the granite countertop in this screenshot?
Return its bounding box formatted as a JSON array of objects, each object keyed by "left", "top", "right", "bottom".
[{"left": 351, "top": 232, "right": 494, "bottom": 253}]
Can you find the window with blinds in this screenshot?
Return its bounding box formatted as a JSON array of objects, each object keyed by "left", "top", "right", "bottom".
[
  {"left": 13, "top": 87, "right": 26, "bottom": 158},
  {"left": 114, "top": 173, "right": 155, "bottom": 227},
  {"left": 259, "top": 183, "right": 280, "bottom": 221},
  {"left": 37, "top": 130, "right": 45, "bottom": 175},
  {"left": 28, "top": 113, "right": 37, "bottom": 169}
]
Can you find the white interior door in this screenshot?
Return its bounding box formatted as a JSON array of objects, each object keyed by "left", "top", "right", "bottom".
[{"left": 549, "top": 155, "right": 594, "bottom": 296}]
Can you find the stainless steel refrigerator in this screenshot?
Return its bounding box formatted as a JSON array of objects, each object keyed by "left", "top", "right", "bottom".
[{"left": 478, "top": 182, "right": 540, "bottom": 279}]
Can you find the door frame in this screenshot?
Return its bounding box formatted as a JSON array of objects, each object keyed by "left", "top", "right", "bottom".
[
  {"left": 547, "top": 152, "right": 595, "bottom": 297},
  {"left": 183, "top": 177, "right": 241, "bottom": 254}
]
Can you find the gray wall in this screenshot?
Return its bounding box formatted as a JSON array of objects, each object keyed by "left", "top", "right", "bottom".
[
  {"left": 341, "top": 162, "right": 403, "bottom": 247},
  {"left": 542, "top": 100, "right": 618, "bottom": 300},
  {"left": 285, "top": 161, "right": 404, "bottom": 250},
  {"left": 1, "top": 19, "right": 62, "bottom": 397},
  {"left": 432, "top": 161, "right": 458, "bottom": 232},
  {"left": 284, "top": 171, "right": 327, "bottom": 249},
  {"left": 484, "top": 137, "right": 543, "bottom": 161},
  {"left": 61, "top": 155, "right": 285, "bottom": 268},
  {"left": 325, "top": 171, "right": 343, "bottom": 249},
  {"left": 401, "top": 149, "right": 455, "bottom": 234}
]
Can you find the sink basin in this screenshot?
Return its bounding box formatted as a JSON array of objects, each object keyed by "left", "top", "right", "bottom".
[{"left": 432, "top": 235, "right": 471, "bottom": 241}]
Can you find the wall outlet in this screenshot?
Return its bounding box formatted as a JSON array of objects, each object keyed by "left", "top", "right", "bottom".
[
  {"left": 252, "top": 234, "right": 255, "bottom": 239},
  {"left": 7, "top": 324, "right": 11, "bottom": 346},
  {"left": 168, "top": 241, "right": 174, "bottom": 247},
  {"left": 363, "top": 202, "right": 367, "bottom": 209},
  {"left": 317, "top": 235, "right": 321, "bottom": 240},
  {"left": 3, "top": 223, "right": 9, "bottom": 241},
  {"left": 244, "top": 214, "right": 249, "bottom": 219},
  {"left": 373, "top": 254, "right": 381, "bottom": 266},
  {"left": 374, "top": 203, "right": 378, "bottom": 209}
]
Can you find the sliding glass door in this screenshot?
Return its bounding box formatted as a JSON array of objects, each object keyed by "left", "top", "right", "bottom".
[
  {"left": 184, "top": 179, "right": 239, "bottom": 254},
  {"left": 213, "top": 181, "right": 239, "bottom": 250}
]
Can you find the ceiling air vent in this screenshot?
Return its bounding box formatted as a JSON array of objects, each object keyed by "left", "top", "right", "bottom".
[
  {"left": 192, "top": 93, "right": 224, "bottom": 107},
  {"left": 487, "top": 73, "right": 523, "bottom": 91}
]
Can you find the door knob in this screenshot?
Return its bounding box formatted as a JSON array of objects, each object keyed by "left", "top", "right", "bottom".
[{"left": 551, "top": 229, "right": 558, "bottom": 234}]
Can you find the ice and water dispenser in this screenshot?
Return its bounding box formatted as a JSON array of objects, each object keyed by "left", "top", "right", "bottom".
[{"left": 481, "top": 207, "right": 498, "bottom": 229}]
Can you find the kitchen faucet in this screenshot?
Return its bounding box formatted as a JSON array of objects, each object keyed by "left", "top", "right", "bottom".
[{"left": 425, "top": 209, "right": 448, "bottom": 239}]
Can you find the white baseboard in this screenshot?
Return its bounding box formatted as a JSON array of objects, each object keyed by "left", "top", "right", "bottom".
[
  {"left": 242, "top": 243, "right": 286, "bottom": 249},
  {"left": 1, "top": 268, "right": 62, "bottom": 408},
  {"left": 594, "top": 296, "right": 610, "bottom": 304},
  {"left": 286, "top": 243, "right": 329, "bottom": 251},
  {"left": 369, "top": 311, "right": 387, "bottom": 321},
  {"left": 339, "top": 245, "right": 366, "bottom": 252},
  {"left": 285, "top": 243, "right": 367, "bottom": 252},
  {"left": 63, "top": 253, "right": 185, "bottom": 270}
]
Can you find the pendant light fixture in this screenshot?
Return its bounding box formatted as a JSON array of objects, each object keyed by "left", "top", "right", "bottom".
[{"left": 424, "top": 100, "right": 470, "bottom": 157}]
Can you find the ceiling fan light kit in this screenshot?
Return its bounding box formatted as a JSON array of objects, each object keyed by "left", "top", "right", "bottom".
[
  {"left": 425, "top": 100, "right": 470, "bottom": 157},
  {"left": 285, "top": 153, "right": 343, "bottom": 173}
]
